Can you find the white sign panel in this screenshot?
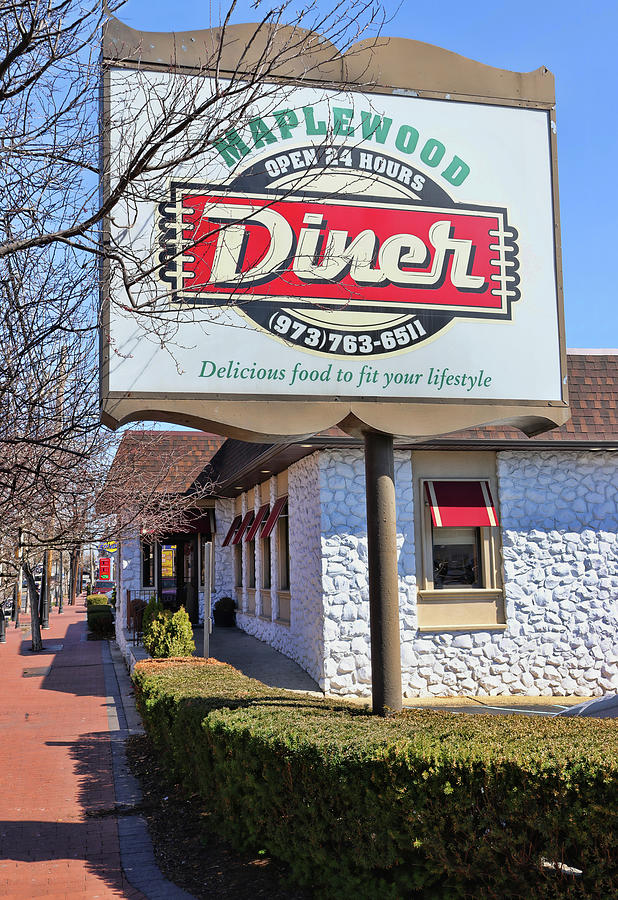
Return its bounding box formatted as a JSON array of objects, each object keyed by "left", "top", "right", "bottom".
[{"left": 105, "top": 69, "right": 562, "bottom": 407}]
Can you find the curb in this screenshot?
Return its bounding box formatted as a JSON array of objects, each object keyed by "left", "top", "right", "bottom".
[{"left": 102, "top": 640, "right": 196, "bottom": 900}]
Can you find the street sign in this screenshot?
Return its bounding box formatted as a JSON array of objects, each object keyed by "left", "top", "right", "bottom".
[
  {"left": 98, "top": 558, "right": 112, "bottom": 581},
  {"left": 98, "top": 541, "right": 117, "bottom": 554}
]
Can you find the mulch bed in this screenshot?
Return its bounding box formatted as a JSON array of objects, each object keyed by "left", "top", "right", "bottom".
[{"left": 126, "top": 733, "right": 310, "bottom": 899}]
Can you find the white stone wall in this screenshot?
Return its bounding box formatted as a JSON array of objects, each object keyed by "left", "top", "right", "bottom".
[
  {"left": 116, "top": 448, "right": 618, "bottom": 699},
  {"left": 236, "top": 455, "right": 324, "bottom": 685},
  {"left": 495, "top": 449, "right": 618, "bottom": 696},
  {"left": 319, "top": 449, "right": 417, "bottom": 695},
  {"left": 318, "top": 447, "right": 618, "bottom": 699},
  {"left": 212, "top": 497, "right": 236, "bottom": 605},
  {"left": 116, "top": 528, "right": 142, "bottom": 659}
]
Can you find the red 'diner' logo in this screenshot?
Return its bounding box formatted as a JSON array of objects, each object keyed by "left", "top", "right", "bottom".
[{"left": 159, "top": 179, "right": 519, "bottom": 357}]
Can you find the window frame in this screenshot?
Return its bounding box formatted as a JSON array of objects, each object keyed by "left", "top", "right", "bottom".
[
  {"left": 419, "top": 487, "right": 502, "bottom": 597},
  {"left": 412, "top": 451, "right": 506, "bottom": 631},
  {"left": 276, "top": 499, "right": 290, "bottom": 593},
  {"left": 141, "top": 539, "right": 156, "bottom": 589}
]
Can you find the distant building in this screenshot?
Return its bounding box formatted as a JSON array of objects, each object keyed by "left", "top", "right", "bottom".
[{"left": 114, "top": 351, "right": 618, "bottom": 698}]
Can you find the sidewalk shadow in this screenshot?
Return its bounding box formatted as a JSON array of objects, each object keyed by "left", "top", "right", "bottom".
[
  {"left": 0, "top": 732, "right": 134, "bottom": 892},
  {"left": 20, "top": 622, "right": 110, "bottom": 699}
]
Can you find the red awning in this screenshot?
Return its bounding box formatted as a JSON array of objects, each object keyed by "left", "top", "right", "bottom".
[
  {"left": 425, "top": 480, "right": 498, "bottom": 528},
  {"left": 231, "top": 510, "right": 254, "bottom": 545},
  {"left": 245, "top": 504, "right": 269, "bottom": 542},
  {"left": 221, "top": 514, "right": 242, "bottom": 547},
  {"left": 260, "top": 496, "right": 287, "bottom": 539}
]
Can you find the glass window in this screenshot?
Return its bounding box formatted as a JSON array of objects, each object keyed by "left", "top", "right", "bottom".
[
  {"left": 141, "top": 541, "right": 155, "bottom": 588},
  {"left": 432, "top": 526, "right": 482, "bottom": 590},
  {"left": 247, "top": 539, "right": 256, "bottom": 589},
  {"left": 234, "top": 542, "right": 242, "bottom": 588},
  {"left": 277, "top": 501, "right": 290, "bottom": 591},
  {"left": 262, "top": 536, "right": 271, "bottom": 589}
]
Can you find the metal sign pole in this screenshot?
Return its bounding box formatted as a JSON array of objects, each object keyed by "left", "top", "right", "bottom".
[
  {"left": 203, "top": 543, "right": 212, "bottom": 659},
  {"left": 364, "top": 431, "right": 403, "bottom": 716}
]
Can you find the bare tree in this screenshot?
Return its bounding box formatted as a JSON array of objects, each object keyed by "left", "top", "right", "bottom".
[{"left": 0, "top": 0, "right": 384, "bottom": 647}]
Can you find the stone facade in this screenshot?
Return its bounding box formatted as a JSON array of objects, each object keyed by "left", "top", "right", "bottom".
[
  {"left": 116, "top": 529, "right": 142, "bottom": 660},
  {"left": 116, "top": 447, "right": 618, "bottom": 699},
  {"left": 319, "top": 449, "right": 417, "bottom": 694},
  {"left": 232, "top": 447, "right": 617, "bottom": 699},
  {"left": 236, "top": 456, "right": 324, "bottom": 685}
]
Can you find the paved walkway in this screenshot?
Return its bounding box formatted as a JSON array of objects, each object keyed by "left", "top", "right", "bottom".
[
  {"left": 193, "top": 626, "right": 321, "bottom": 694},
  {"left": 0, "top": 600, "right": 193, "bottom": 900}
]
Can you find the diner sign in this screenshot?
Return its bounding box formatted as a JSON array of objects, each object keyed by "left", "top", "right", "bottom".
[{"left": 101, "top": 21, "right": 568, "bottom": 439}]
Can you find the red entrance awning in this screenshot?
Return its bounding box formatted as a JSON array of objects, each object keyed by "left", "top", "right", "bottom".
[
  {"left": 221, "top": 514, "right": 242, "bottom": 547},
  {"left": 260, "top": 496, "right": 287, "bottom": 539},
  {"left": 245, "top": 504, "right": 269, "bottom": 542},
  {"left": 425, "top": 480, "right": 498, "bottom": 528},
  {"left": 231, "top": 510, "right": 254, "bottom": 545}
]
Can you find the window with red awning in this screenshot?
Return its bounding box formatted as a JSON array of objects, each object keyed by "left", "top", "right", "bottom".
[
  {"left": 245, "top": 504, "right": 269, "bottom": 542},
  {"left": 231, "top": 510, "right": 254, "bottom": 545},
  {"left": 222, "top": 514, "right": 242, "bottom": 547},
  {"left": 424, "top": 480, "right": 498, "bottom": 528},
  {"left": 261, "top": 496, "right": 287, "bottom": 539}
]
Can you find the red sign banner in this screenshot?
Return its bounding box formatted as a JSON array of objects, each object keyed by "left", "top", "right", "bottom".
[{"left": 160, "top": 185, "right": 520, "bottom": 317}]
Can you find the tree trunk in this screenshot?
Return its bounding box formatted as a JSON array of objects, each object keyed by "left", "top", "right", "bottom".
[
  {"left": 69, "top": 548, "right": 80, "bottom": 605},
  {"left": 23, "top": 561, "right": 43, "bottom": 652}
]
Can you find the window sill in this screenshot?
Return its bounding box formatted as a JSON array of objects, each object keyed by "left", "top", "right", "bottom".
[
  {"left": 277, "top": 590, "right": 291, "bottom": 598},
  {"left": 418, "top": 624, "right": 507, "bottom": 633},
  {"left": 418, "top": 589, "right": 503, "bottom": 602},
  {"left": 275, "top": 617, "right": 290, "bottom": 627}
]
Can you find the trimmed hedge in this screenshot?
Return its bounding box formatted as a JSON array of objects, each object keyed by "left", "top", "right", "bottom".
[
  {"left": 132, "top": 659, "right": 618, "bottom": 899},
  {"left": 86, "top": 603, "right": 113, "bottom": 634},
  {"left": 85, "top": 593, "right": 110, "bottom": 608}
]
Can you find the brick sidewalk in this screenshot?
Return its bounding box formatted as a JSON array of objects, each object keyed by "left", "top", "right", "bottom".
[{"left": 0, "top": 600, "right": 146, "bottom": 900}]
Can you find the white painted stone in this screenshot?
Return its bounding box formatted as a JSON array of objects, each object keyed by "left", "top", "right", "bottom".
[{"left": 209, "top": 446, "right": 617, "bottom": 701}]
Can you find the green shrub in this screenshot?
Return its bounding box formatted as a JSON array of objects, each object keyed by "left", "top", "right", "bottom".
[
  {"left": 142, "top": 606, "right": 195, "bottom": 658},
  {"left": 133, "top": 659, "right": 618, "bottom": 900},
  {"left": 86, "top": 593, "right": 110, "bottom": 608},
  {"left": 87, "top": 603, "right": 113, "bottom": 634},
  {"left": 141, "top": 596, "right": 163, "bottom": 641}
]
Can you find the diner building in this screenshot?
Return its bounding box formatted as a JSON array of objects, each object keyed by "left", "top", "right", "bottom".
[{"left": 115, "top": 351, "right": 618, "bottom": 699}]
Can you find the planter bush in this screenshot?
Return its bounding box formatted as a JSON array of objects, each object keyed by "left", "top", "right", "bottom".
[
  {"left": 87, "top": 603, "right": 113, "bottom": 635},
  {"left": 143, "top": 605, "right": 195, "bottom": 658},
  {"left": 212, "top": 596, "right": 236, "bottom": 627},
  {"left": 86, "top": 593, "right": 110, "bottom": 608},
  {"left": 133, "top": 659, "right": 618, "bottom": 900},
  {"left": 141, "top": 596, "right": 163, "bottom": 639}
]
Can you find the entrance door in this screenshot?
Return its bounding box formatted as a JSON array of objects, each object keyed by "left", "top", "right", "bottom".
[
  {"left": 177, "top": 536, "right": 199, "bottom": 624},
  {"left": 160, "top": 543, "right": 177, "bottom": 607},
  {"left": 158, "top": 537, "right": 199, "bottom": 624}
]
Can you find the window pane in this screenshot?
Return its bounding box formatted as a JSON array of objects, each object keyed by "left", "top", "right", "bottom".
[
  {"left": 248, "top": 539, "right": 256, "bottom": 589},
  {"left": 432, "top": 526, "right": 482, "bottom": 589},
  {"left": 141, "top": 542, "right": 155, "bottom": 588},
  {"left": 234, "top": 543, "right": 242, "bottom": 587},
  {"left": 278, "top": 504, "right": 290, "bottom": 591},
  {"left": 160, "top": 544, "right": 177, "bottom": 601},
  {"left": 262, "top": 537, "right": 271, "bottom": 589}
]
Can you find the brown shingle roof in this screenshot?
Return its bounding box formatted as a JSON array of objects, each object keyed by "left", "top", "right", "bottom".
[
  {"left": 435, "top": 353, "right": 618, "bottom": 445},
  {"left": 110, "top": 430, "right": 224, "bottom": 494}
]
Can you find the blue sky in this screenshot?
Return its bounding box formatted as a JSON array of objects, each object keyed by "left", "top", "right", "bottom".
[{"left": 117, "top": 0, "right": 617, "bottom": 349}]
